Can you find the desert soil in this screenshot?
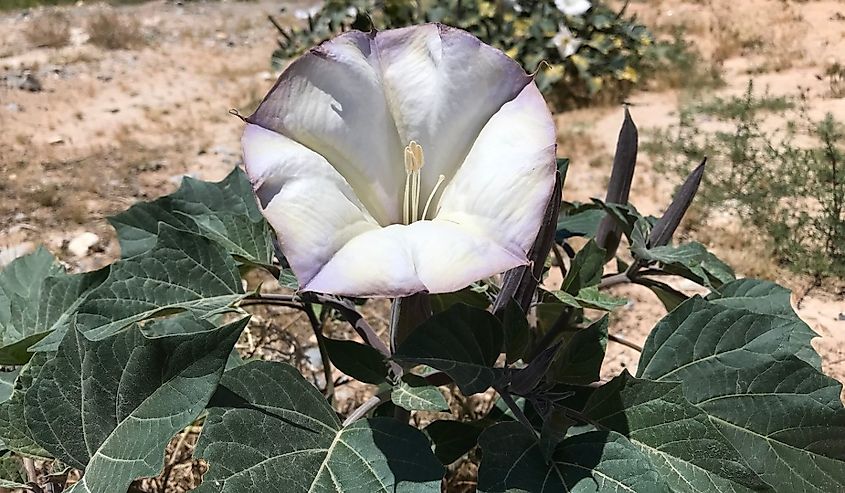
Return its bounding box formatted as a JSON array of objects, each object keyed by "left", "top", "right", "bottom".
[{"left": 0, "top": 0, "right": 843, "bottom": 464}]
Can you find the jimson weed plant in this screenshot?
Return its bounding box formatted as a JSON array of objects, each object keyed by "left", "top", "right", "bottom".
[{"left": 0, "top": 24, "right": 844, "bottom": 493}]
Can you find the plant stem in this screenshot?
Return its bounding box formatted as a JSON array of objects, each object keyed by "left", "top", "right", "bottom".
[
  {"left": 343, "top": 391, "right": 390, "bottom": 426},
  {"left": 598, "top": 272, "right": 631, "bottom": 289},
  {"left": 241, "top": 293, "right": 392, "bottom": 360},
  {"left": 304, "top": 303, "right": 334, "bottom": 403},
  {"left": 608, "top": 333, "right": 643, "bottom": 352},
  {"left": 496, "top": 386, "right": 537, "bottom": 436}
]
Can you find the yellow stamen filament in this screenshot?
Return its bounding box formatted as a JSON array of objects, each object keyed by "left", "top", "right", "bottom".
[{"left": 421, "top": 174, "right": 445, "bottom": 221}]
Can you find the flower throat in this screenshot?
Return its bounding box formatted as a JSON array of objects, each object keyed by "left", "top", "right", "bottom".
[{"left": 403, "top": 141, "right": 445, "bottom": 224}]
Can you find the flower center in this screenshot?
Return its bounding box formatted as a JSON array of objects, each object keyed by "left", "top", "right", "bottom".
[{"left": 403, "top": 141, "right": 445, "bottom": 224}]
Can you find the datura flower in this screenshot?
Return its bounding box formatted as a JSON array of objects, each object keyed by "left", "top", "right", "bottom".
[
  {"left": 552, "top": 25, "right": 582, "bottom": 59},
  {"left": 243, "top": 24, "right": 556, "bottom": 297},
  {"left": 554, "top": 0, "right": 591, "bottom": 16}
]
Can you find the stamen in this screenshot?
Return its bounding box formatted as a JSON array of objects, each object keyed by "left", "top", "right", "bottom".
[
  {"left": 402, "top": 141, "right": 427, "bottom": 224},
  {"left": 403, "top": 173, "right": 411, "bottom": 225},
  {"left": 421, "top": 174, "right": 446, "bottom": 220}
]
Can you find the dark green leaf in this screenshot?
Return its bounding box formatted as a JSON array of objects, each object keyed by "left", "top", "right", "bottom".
[
  {"left": 392, "top": 375, "right": 448, "bottom": 412},
  {"left": 24, "top": 317, "right": 245, "bottom": 491},
  {"left": 583, "top": 372, "right": 769, "bottom": 492},
  {"left": 539, "top": 408, "right": 575, "bottom": 463},
  {"left": 109, "top": 167, "right": 273, "bottom": 266},
  {"left": 634, "top": 277, "right": 688, "bottom": 311},
  {"left": 478, "top": 422, "right": 670, "bottom": 493},
  {"left": 0, "top": 249, "right": 107, "bottom": 364},
  {"left": 0, "top": 449, "right": 26, "bottom": 489},
  {"left": 425, "top": 420, "right": 483, "bottom": 465},
  {"left": 556, "top": 206, "right": 605, "bottom": 241},
  {"left": 503, "top": 300, "right": 531, "bottom": 364},
  {"left": 394, "top": 304, "right": 504, "bottom": 395},
  {"left": 0, "top": 353, "right": 51, "bottom": 458},
  {"left": 52, "top": 225, "right": 245, "bottom": 344},
  {"left": 324, "top": 337, "right": 390, "bottom": 385},
  {"left": 631, "top": 223, "right": 734, "bottom": 289},
  {"left": 548, "top": 316, "right": 608, "bottom": 384},
  {"left": 706, "top": 279, "right": 819, "bottom": 369},
  {"left": 561, "top": 240, "right": 605, "bottom": 295},
  {"left": 195, "top": 361, "right": 444, "bottom": 492},
  {"left": 429, "top": 288, "right": 490, "bottom": 314},
  {"left": 639, "top": 293, "right": 845, "bottom": 492}
]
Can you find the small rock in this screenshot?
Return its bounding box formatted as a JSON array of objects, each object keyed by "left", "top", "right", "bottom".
[
  {"left": 67, "top": 232, "right": 100, "bottom": 257},
  {"left": 48, "top": 135, "right": 65, "bottom": 145},
  {"left": 304, "top": 346, "right": 323, "bottom": 369},
  {"left": 18, "top": 73, "right": 42, "bottom": 92},
  {"left": 838, "top": 313, "right": 845, "bottom": 322},
  {"left": 0, "top": 242, "right": 35, "bottom": 267}
]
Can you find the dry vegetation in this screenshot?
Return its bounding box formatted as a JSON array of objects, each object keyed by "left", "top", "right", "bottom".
[
  {"left": 86, "top": 8, "right": 146, "bottom": 49},
  {"left": 0, "top": 0, "right": 844, "bottom": 490},
  {"left": 22, "top": 10, "right": 71, "bottom": 48}
]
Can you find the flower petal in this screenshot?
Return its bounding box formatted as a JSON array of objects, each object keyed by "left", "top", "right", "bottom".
[
  {"left": 304, "top": 221, "right": 525, "bottom": 297},
  {"left": 435, "top": 83, "right": 557, "bottom": 258},
  {"left": 242, "top": 124, "right": 380, "bottom": 286},
  {"left": 247, "top": 31, "right": 405, "bottom": 225},
  {"left": 373, "top": 24, "right": 533, "bottom": 199}
]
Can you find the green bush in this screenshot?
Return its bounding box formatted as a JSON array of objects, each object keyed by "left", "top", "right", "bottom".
[
  {"left": 645, "top": 81, "right": 845, "bottom": 277},
  {"left": 270, "top": 0, "right": 658, "bottom": 110}
]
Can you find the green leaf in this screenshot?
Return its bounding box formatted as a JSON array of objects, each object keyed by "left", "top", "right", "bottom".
[
  {"left": 556, "top": 206, "right": 605, "bottom": 241},
  {"left": 551, "top": 286, "right": 627, "bottom": 311},
  {"left": 109, "top": 167, "right": 273, "bottom": 266},
  {"left": 707, "top": 278, "right": 820, "bottom": 369},
  {"left": 425, "top": 420, "right": 483, "bottom": 465},
  {"left": 0, "top": 353, "right": 51, "bottom": 458},
  {"left": 430, "top": 287, "right": 490, "bottom": 313},
  {"left": 195, "top": 361, "right": 444, "bottom": 492},
  {"left": 548, "top": 316, "right": 608, "bottom": 385},
  {"left": 49, "top": 225, "right": 246, "bottom": 344},
  {"left": 539, "top": 408, "right": 575, "bottom": 463},
  {"left": 0, "top": 248, "right": 107, "bottom": 364},
  {"left": 631, "top": 222, "right": 734, "bottom": 289},
  {"left": 638, "top": 294, "right": 845, "bottom": 493},
  {"left": 503, "top": 300, "right": 531, "bottom": 364},
  {"left": 561, "top": 240, "right": 605, "bottom": 295},
  {"left": 9, "top": 267, "right": 110, "bottom": 360},
  {"left": 635, "top": 277, "right": 688, "bottom": 311},
  {"left": 0, "top": 450, "right": 26, "bottom": 489},
  {"left": 323, "top": 337, "right": 390, "bottom": 385},
  {"left": 0, "top": 370, "right": 18, "bottom": 405},
  {"left": 394, "top": 304, "right": 504, "bottom": 395},
  {"left": 24, "top": 317, "right": 246, "bottom": 492},
  {"left": 478, "top": 422, "right": 670, "bottom": 493},
  {"left": 582, "top": 372, "right": 770, "bottom": 492},
  {"left": 392, "top": 375, "right": 448, "bottom": 412}
]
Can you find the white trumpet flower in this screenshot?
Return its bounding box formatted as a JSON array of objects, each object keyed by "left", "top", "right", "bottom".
[
  {"left": 554, "top": 0, "right": 591, "bottom": 16},
  {"left": 243, "top": 24, "right": 556, "bottom": 297}
]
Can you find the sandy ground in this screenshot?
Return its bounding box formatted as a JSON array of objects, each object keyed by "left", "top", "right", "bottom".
[{"left": 0, "top": 0, "right": 844, "bottom": 436}]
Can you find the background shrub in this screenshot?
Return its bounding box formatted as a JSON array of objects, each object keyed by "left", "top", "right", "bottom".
[
  {"left": 645, "top": 81, "right": 845, "bottom": 278},
  {"left": 270, "top": 0, "right": 668, "bottom": 110}
]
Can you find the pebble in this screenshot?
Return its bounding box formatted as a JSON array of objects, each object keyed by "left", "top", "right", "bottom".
[
  {"left": 0, "top": 242, "right": 35, "bottom": 267},
  {"left": 67, "top": 232, "right": 100, "bottom": 257}
]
